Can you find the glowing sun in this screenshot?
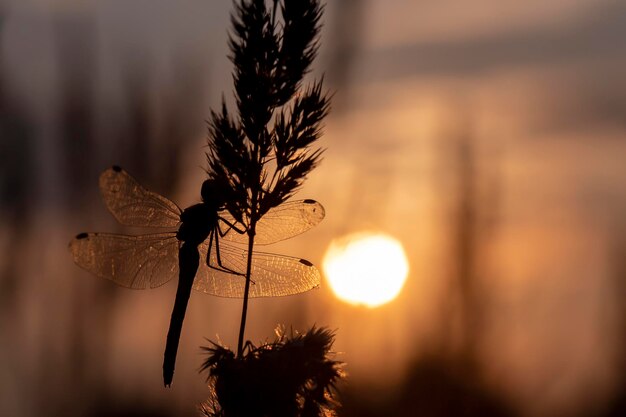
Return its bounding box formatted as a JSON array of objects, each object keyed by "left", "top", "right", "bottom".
[{"left": 322, "top": 232, "right": 409, "bottom": 308}]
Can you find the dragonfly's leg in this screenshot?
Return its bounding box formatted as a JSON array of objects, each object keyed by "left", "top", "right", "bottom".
[
  {"left": 213, "top": 232, "right": 236, "bottom": 272},
  {"left": 205, "top": 230, "right": 236, "bottom": 273},
  {"left": 214, "top": 232, "right": 251, "bottom": 278},
  {"left": 217, "top": 216, "right": 246, "bottom": 237},
  {"left": 204, "top": 229, "right": 214, "bottom": 267},
  {"left": 204, "top": 231, "right": 236, "bottom": 273},
  {"left": 206, "top": 231, "right": 249, "bottom": 278},
  {"left": 217, "top": 222, "right": 233, "bottom": 238}
]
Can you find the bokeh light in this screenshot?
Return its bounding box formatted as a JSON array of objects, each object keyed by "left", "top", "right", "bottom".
[{"left": 323, "top": 232, "right": 409, "bottom": 307}]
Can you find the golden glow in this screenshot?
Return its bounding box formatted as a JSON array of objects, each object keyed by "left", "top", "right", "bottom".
[{"left": 322, "top": 232, "right": 409, "bottom": 308}]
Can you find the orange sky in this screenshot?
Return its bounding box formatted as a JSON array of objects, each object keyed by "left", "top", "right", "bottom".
[{"left": 1, "top": 1, "right": 625, "bottom": 416}]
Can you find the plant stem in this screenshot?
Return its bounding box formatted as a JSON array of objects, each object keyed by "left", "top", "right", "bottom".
[
  {"left": 237, "top": 224, "right": 256, "bottom": 357},
  {"left": 237, "top": 140, "right": 261, "bottom": 357}
]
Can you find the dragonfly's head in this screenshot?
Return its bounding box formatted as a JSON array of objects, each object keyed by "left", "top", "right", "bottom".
[{"left": 201, "top": 178, "right": 228, "bottom": 210}]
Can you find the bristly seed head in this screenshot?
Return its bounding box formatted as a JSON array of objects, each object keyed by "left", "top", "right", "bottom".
[{"left": 205, "top": 0, "right": 328, "bottom": 227}]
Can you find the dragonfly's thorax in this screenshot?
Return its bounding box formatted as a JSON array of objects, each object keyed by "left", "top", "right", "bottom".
[{"left": 176, "top": 203, "right": 218, "bottom": 245}]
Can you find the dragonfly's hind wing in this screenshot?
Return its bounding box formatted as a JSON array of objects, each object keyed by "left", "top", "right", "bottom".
[
  {"left": 220, "top": 200, "right": 325, "bottom": 245},
  {"left": 100, "top": 166, "right": 182, "bottom": 228},
  {"left": 193, "top": 240, "right": 321, "bottom": 298},
  {"left": 69, "top": 232, "right": 179, "bottom": 289}
]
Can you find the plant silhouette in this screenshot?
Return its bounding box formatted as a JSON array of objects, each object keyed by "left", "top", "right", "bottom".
[
  {"left": 200, "top": 1, "right": 342, "bottom": 416},
  {"left": 204, "top": 0, "right": 329, "bottom": 357},
  {"left": 200, "top": 327, "right": 343, "bottom": 417},
  {"left": 70, "top": 0, "right": 333, "bottom": 404}
]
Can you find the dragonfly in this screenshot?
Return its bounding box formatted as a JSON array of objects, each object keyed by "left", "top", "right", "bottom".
[{"left": 69, "top": 166, "right": 324, "bottom": 387}]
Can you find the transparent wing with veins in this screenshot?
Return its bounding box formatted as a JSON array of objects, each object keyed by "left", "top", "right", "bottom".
[
  {"left": 99, "top": 166, "right": 182, "bottom": 228},
  {"left": 69, "top": 232, "right": 180, "bottom": 289},
  {"left": 219, "top": 199, "right": 325, "bottom": 245},
  {"left": 194, "top": 239, "right": 320, "bottom": 298},
  {"left": 69, "top": 232, "right": 320, "bottom": 297}
]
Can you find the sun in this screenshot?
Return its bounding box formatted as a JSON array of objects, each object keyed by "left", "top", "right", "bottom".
[{"left": 322, "top": 232, "right": 409, "bottom": 308}]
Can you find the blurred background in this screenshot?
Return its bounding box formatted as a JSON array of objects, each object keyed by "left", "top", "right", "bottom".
[{"left": 1, "top": 0, "right": 625, "bottom": 416}]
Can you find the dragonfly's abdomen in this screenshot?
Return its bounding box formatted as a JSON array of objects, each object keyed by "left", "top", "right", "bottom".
[
  {"left": 177, "top": 203, "right": 218, "bottom": 246},
  {"left": 163, "top": 242, "right": 199, "bottom": 387}
]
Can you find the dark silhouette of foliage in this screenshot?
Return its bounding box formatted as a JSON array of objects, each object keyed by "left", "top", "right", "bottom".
[
  {"left": 206, "top": 0, "right": 327, "bottom": 225},
  {"left": 205, "top": 0, "right": 329, "bottom": 357},
  {"left": 200, "top": 327, "right": 343, "bottom": 417},
  {"left": 199, "top": 2, "right": 340, "bottom": 415}
]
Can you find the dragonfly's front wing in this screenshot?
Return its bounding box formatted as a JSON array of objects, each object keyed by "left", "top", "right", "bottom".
[
  {"left": 220, "top": 200, "right": 325, "bottom": 245},
  {"left": 194, "top": 240, "right": 321, "bottom": 298},
  {"left": 99, "top": 166, "right": 183, "bottom": 228}
]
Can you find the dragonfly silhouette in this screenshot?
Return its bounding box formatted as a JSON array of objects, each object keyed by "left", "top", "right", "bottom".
[{"left": 69, "top": 166, "right": 324, "bottom": 386}]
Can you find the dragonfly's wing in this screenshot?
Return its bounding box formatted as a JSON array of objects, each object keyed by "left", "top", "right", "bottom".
[
  {"left": 69, "top": 232, "right": 179, "bottom": 289},
  {"left": 220, "top": 199, "right": 325, "bottom": 245},
  {"left": 193, "top": 239, "right": 321, "bottom": 298},
  {"left": 99, "top": 166, "right": 182, "bottom": 228}
]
